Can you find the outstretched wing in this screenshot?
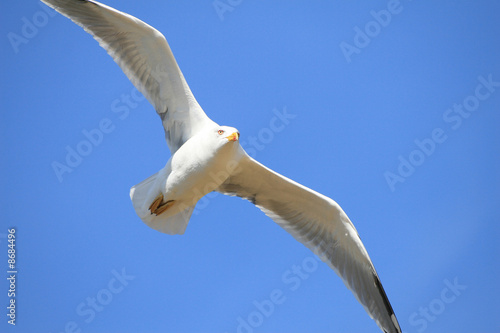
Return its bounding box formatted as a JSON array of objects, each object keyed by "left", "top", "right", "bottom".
[
  {"left": 218, "top": 153, "right": 402, "bottom": 333},
  {"left": 42, "top": 0, "right": 216, "bottom": 153}
]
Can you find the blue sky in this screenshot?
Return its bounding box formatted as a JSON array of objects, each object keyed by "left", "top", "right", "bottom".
[{"left": 1, "top": 0, "right": 499, "bottom": 332}]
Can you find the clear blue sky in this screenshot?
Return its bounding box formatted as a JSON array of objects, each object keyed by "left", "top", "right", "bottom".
[{"left": 1, "top": 1, "right": 499, "bottom": 332}]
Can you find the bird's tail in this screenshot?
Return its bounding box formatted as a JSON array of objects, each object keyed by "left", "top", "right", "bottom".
[{"left": 130, "top": 171, "right": 195, "bottom": 235}]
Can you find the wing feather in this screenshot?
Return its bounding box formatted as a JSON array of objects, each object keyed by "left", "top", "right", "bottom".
[
  {"left": 218, "top": 154, "right": 402, "bottom": 333},
  {"left": 41, "top": 0, "right": 216, "bottom": 152}
]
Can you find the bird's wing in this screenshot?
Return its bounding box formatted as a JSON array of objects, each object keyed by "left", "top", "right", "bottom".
[
  {"left": 218, "top": 153, "right": 402, "bottom": 333},
  {"left": 42, "top": 0, "right": 216, "bottom": 153}
]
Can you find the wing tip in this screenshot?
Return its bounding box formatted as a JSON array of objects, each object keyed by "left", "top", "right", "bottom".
[{"left": 372, "top": 272, "right": 402, "bottom": 333}]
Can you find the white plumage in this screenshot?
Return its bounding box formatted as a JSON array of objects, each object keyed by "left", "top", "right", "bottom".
[{"left": 41, "top": 1, "right": 402, "bottom": 332}]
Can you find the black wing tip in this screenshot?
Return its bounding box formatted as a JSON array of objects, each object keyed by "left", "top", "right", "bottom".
[{"left": 373, "top": 273, "right": 402, "bottom": 333}]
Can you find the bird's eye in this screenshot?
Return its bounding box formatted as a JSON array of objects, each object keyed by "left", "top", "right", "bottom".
[{"left": 218, "top": 129, "right": 225, "bottom": 135}]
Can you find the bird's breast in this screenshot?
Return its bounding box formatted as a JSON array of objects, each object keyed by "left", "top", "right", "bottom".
[{"left": 164, "top": 139, "right": 243, "bottom": 202}]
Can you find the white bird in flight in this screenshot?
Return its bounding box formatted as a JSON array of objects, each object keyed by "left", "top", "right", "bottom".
[{"left": 41, "top": 1, "right": 402, "bottom": 332}]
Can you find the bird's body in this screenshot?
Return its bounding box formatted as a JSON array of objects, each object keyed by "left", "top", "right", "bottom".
[
  {"left": 41, "top": 1, "right": 402, "bottom": 332},
  {"left": 163, "top": 127, "right": 242, "bottom": 201},
  {"left": 131, "top": 125, "right": 243, "bottom": 234}
]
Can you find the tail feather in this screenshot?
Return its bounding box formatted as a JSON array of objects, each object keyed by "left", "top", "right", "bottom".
[{"left": 130, "top": 171, "right": 195, "bottom": 235}]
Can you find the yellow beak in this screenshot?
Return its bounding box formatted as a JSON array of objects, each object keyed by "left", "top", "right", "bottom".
[{"left": 226, "top": 132, "right": 240, "bottom": 142}]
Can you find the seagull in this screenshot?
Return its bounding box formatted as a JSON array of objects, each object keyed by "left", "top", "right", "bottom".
[{"left": 41, "top": 1, "right": 402, "bottom": 332}]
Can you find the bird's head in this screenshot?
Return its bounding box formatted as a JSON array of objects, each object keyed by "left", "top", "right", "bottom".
[
  {"left": 216, "top": 126, "right": 240, "bottom": 143},
  {"left": 195, "top": 125, "right": 241, "bottom": 154}
]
